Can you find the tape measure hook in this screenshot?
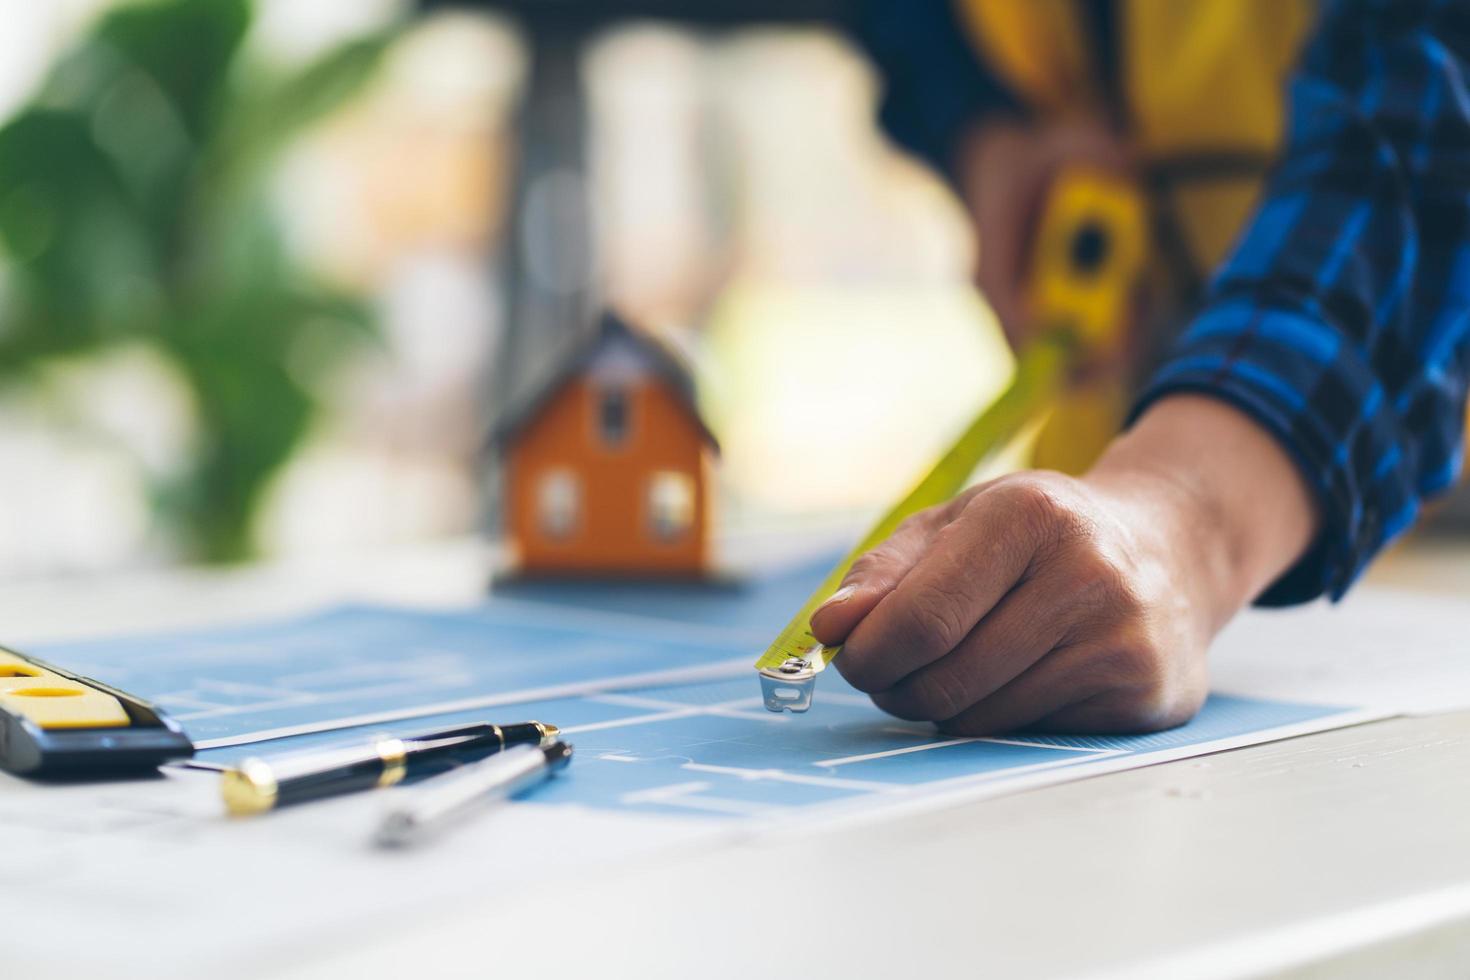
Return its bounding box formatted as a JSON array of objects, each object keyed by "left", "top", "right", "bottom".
[{"left": 758, "top": 656, "right": 819, "bottom": 713}]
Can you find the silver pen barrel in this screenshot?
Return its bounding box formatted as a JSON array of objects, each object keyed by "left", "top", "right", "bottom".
[{"left": 375, "top": 741, "right": 572, "bottom": 847}]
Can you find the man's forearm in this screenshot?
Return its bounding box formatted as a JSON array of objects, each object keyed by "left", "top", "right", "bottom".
[{"left": 1085, "top": 394, "right": 1322, "bottom": 632}]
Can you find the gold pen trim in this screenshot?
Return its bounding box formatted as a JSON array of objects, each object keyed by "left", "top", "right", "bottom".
[
  {"left": 377, "top": 737, "right": 408, "bottom": 788},
  {"left": 222, "top": 757, "right": 278, "bottom": 816},
  {"left": 535, "top": 721, "right": 559, "bottom": 746}
]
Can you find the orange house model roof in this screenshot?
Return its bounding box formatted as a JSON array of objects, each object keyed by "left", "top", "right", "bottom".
[{"left": 492, "top": 314, "right": 718, "bottom": 579}]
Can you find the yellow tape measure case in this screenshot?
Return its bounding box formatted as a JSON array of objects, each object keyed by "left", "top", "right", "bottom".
[{"left": 0, "top": 646, "right": 193, "bottom": 777}]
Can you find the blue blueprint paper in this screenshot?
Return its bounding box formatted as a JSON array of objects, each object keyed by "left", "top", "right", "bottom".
[
  {"left": 34, "top": 603, "right": 756, "bottom": 745},
  {"left": 28, "top": 553, "right": 1360, "bottom": 820},
  {"left": 193, "top": 671, "right": 1353, "bottom": 820},
  {"left": 32, "top": 556, "right": 839, "bottom": 745}
]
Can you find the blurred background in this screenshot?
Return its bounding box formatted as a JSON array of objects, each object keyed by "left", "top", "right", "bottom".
[
  {"left": 1, "top": 0, "right": 1462, "bottom": 583},
  {"left": 0, "top": 0, "right": 1012, "bottom": 578}
]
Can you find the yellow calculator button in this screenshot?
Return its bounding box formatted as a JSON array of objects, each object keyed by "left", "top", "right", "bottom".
[{"left": 0, "top": 676, "right": 132, "bottom": 728}]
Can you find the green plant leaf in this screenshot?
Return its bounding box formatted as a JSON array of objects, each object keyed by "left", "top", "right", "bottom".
[
  {"left": 247, "top": 32, "right": 396, "bottom": 148},
  {"left": 88, "top": 0, "right": 251, "bottom": 143},
  {"left": 0, "top": 110, "right": 162, "bottom": 357},
  {"left": 0, "top": 0, "right": 397, "bottom": 563}
]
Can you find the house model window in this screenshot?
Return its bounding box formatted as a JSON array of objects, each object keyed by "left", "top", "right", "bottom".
[
  {"left": 598, "top": 386, "right": 630, "bottom": 447},
  {"left": 647, "top": 470, "right": 695, "bottom": 541},
  {"left": 536, "top": 468, "right": 581, "bottom": 540}
]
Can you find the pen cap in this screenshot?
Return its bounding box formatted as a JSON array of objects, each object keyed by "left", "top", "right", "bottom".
[
  {"left": 500, "top": 721, "right": 560, "bottom": 747},
  {"left": 543, "top": 741, "right": 573, "bottom": 769}
]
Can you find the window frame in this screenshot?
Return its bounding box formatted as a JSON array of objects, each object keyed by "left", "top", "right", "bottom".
[
  {"left": 534, "top": 467, "right": 582, "bottom": 541},
  {"left": 595, "top": 385, "right": 632, "bottom": 449},
  {"left": 646, "top": 468, "right": 696, "bottom": 543}
]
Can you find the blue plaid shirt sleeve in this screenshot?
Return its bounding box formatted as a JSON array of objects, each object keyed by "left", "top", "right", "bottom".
[{"left": 1133, "top": 0, "right": 1470, "bottom": 605}]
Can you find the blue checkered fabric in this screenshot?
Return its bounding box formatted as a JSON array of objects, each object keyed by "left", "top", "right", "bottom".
[{"left": 1135, "top": 0, "right": 1470, "bottom": 602}]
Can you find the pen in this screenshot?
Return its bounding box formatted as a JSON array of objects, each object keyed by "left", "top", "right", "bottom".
[
  {"left": 375, "top": 741, "right": 573, "bottom": 848},
  {"left": 221, "top": 721, "right": 559, "bottom": 816}
]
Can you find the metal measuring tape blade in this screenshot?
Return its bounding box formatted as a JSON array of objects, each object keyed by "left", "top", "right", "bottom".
[{"left": 754, "top": 169, "right": 1149, "bottom": 712}]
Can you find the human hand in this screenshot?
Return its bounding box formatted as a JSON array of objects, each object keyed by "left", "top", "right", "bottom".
[
  {"left": 808, "top": 396, "right": 1320, "bottom": 735},
  {"left": 809, "top": 470, "right": 1211, "bottom": 734}
]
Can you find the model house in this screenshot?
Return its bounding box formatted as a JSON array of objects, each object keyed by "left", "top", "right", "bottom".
[{"left": 493, "top": 313, "right": 717, "bottom": 578}]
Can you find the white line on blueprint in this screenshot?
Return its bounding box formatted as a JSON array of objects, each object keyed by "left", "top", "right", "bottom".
[
  {"left": 816, "top": 737, "right": 986, "bottom": 768},
  {"left": 680, "top": 762, "right": 899, "bottom": 793},
  {"left": 589, "top": 692, "right": 705, "bottom": 711},
  {"left": 620, "top": 782, "right": 778, "bottom": 816},
  {"left": 562, "top": 708, "right": 703, "bottom": 734},
  {"left": 566, "top": 695, "right": 792, "bottom": 735},
  {"left": 277, "top": 653, "right": 464, "bottom": 688},
  {"left": 147, "top": 695, "right": 231, "bottom": 712},
  {"left": 193, "top": 679, "right": 322, "bottom": 700},
  {"left": 619, "top": 781, "right": 711, "bottom": 804},
  {"left": 909, "top": 752, "right": 1132, "bottom": 790},
  {"left": 651, "top": 796, "right": 782, "bottom": 816},
  {"left": 700, "top": 706, "right": 790, "bottom": 723},
  {"left": 975, "top": 736, "right": 1126, "bottom": 755},
  {"left": 590, "top": 691, "right": 786, "bottom": 723},
  {"left": 818, "top": 735, "right": 1127, "bottom": 769},
  {"left": 174, "top": 677, "right": 453, "bottom": 721},
  {"left": 190, "top": 656, "right": 754, "bottom": 749}
]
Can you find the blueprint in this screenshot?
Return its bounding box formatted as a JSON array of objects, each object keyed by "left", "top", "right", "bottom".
[
  {"left": 193, "top": 672, "right": 1362, "bottom": 822},
  {"left": 32, "top": 560, "right": 825, "bottom": 747},
  {"left": 27, "top": 553, "right": 1378, "bottom": 823}
]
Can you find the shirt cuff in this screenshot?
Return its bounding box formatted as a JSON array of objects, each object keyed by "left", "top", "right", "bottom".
[{"left": 1130, "top": 302, "right": 1407, "bottom": 606}]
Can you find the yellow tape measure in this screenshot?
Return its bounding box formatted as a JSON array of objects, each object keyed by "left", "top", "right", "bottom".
[{"left": 755, "top": 169, "right": 1148, "bottom": 712}]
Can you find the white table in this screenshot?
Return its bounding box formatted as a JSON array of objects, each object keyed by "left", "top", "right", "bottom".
[{"left": 3, "top": 536, "right": 1468, "bottom": 979}]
